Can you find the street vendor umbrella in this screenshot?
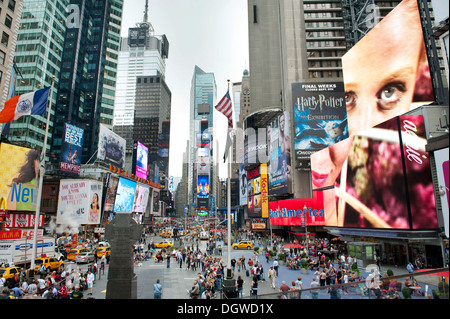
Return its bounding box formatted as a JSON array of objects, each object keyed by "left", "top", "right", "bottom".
[{"left": 417, "top": 269, "right": 449, "bottom": 277}]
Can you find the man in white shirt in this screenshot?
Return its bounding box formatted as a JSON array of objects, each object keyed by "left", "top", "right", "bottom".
[{"left": 86, "top": 270, "right": 95, "bottom": 296}]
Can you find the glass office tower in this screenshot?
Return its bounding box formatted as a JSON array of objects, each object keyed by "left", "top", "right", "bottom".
[
  {"left": 50, "top": 0, "right": 123, "bottom": 164},
  {"left": 188, "top": 65, "right": 217, "bottom": 212},
  {"left": 7, "top": 0, "right": 68, "bottom": 156}
]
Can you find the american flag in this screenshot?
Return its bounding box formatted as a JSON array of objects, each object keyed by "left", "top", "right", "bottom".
[{"left": 214, "top": 90, "right": 233, "bottom": 129}]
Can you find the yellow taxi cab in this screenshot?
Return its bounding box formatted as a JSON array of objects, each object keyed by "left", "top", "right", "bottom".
[
  {"left": 154, "top": 241, "right": 173, "bottom": 248},
  {"left": 160, "top": 231, "right": 171, "bottom": 238},
  {"left": 232, "top": 241, "right": 254, "bottom": 250},
  {"left": 95, "top": 246, "right": 111, "bottom": 258},
  {"left": 67, "top": 248, "right": 90, "bottom": 261},
  {"left": 34, "top": 257, "right": 65, "bottom": 273},
  {"left": 0, "top": 267, "right": 21, "bottom": 285}
]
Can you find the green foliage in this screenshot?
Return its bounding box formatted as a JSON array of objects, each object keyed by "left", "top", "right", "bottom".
[
  {"left": 402, "top": 287, "right": 412, "bottom": 299},
  {"left": 277, "top": 253, "right": 285, "bottom": 261},
  {"left": 386, "top": 269, "right": 394, "bottom": 277},
  {"left": 301, "top": 259, "right": 308, "bottom": 269}
]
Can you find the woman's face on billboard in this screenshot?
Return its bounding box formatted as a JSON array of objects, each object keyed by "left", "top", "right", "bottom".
[{"left": 342, "top": 0, "right": 429, "bottom": 136}]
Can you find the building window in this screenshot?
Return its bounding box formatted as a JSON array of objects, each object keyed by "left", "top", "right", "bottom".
[
  {"left": 1, "top": 32, "right": 9, "bottom": 47},
  {"left": 0, "top": 50, "right": 5, "bottom": 65},
  {"left": 253, "top": 5, "right": 257, "bottom": 23},
  {"left": 0, "top": 71, "right": 3, "bottom": 84},
  {"left": 5, "top": 14, "right": 12, "bottom": 28},
  {"left": 8, "top": 0, "right": 16, "bottom": 12}
]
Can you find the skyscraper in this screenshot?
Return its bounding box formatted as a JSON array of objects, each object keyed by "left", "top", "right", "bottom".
[
  {"left": 113, "top": 1, "right": 169, "bottom": 158},
  {"left": 0, "top": 0, "right": 24, "bottom": 108},
  {"left": 188, "top": 65, "right": 217, "bottom": 212},
  {"left": 6, "top": 0, "right": 68, "bottom": 154},
  {"left": 50, "top": 0, "right": 124, "bottom": 164}
]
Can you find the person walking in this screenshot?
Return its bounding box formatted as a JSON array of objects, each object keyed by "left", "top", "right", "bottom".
[
  {"left": 236, "top": 275, "right": 244, "bottom": 298},
  {"left": 154, "top": 279, "right": 162, "bottom": 299},
  {"left": 273, "top": 259, "right": 279, "bottom": 277},
  {"left": 86, "top": 270, "right": 94, "bottom": 296},
  {"left": 268, "top": 266, "right": 276, "bottom": 289},
  {"left": 251, "top": 276, "right": 258, "bottom": 299}
]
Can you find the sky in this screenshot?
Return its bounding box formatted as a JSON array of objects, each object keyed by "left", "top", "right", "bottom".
[{"left": 120, "top": 0, "right": 249, "bottom": 178}]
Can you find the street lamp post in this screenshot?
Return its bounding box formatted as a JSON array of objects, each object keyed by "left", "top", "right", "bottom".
[{"left": 303, "top": 204, "right": 309, "bottom": 253}]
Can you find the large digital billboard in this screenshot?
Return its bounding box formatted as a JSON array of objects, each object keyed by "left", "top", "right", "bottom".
[
  {"left": 60, "top": 123, "right": 84, "bottom": 174},
  {"left": 293, "top": 82, "right": 348, "bottom": 162},
  {"left": 133, "top": 141, "right": 148, "bottom": 179},
  {"left": 113, "top": 177, "right": 136, "bottom": 213},
  {"left": 98, "top": 124, "right": 126, "bottom": 169},
  {"left": 0, "top": 143, "right": 40, "bottom": 211},
  {"left": 341, "top": 0, "right": 434, "bottom": 137},
  {"left": 269, "top": 191, "right": 326, "bottom": 227},
  {"left": 268, "top": 111, "right": 293, "bottom": 195},
  {"left": 132, "top": 184, "right": 150, "bottom": 213},
  {"left": 56, "top": 179, "right": 103, "bottom": 225},
  {"left": 311, "top": 115, "right": 437, "bottom": 229}
]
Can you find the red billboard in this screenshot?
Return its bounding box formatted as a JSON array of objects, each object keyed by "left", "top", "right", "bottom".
[{"left": 269, "top": 191, "right": 326, "bottom": 226}]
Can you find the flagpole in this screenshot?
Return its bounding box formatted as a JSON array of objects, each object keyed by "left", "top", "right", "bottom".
[
  {"left": 30, "top": 76, "right": 55, "bottom": 274},
  {"left": 226, "top": 79, "right": 233, "bottom": 279}
]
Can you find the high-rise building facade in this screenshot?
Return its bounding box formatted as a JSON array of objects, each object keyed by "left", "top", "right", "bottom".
[
  {"left": 6, "top": 0, "right": 68, "bottom": 154},
  {"left": 50, "top": 0, "right": 124, "bottom": 164},
  {"left": 134, "top": 74, "right": 171, "bottom": 183},
  {"left": 188, "top": 65, "right": 217, "bottom": 212},
  {"left": 0, "top": 0, "right": 23, "bottom": 107}
]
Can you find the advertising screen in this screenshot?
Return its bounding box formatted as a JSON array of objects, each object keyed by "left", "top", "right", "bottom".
[
  {"left": 197, "top": 175, "right": 209, "bottom": 198},
  {"left": 268, "top": 111, "right": 293, "bottom": 195},
  {"left": 0, "top": 143, "right": 40, "bottom": 211},
  {"left": 98, "top": 124, "right": 126, "bottom": 169},
  {"left": 56, "top": 179, "right": 103, "bottom": 225},
  {"left": 134, "top": 141, "right": 148, "bottom": 179},
  {"left": 239, "top": 161, "right": 248, "bottom": 206},
  {"left": 269, "top": 191, "right": 326, "bottom": 227},
  {"left": 311, "top": 115, "right": 437, "bottom": 229},
  {"left": 292, "top": 82, "right": 348, "bottom": 161},
  {"left": 341, "top": 0, "right": 434, "bottom": 137},
  {"left": 132, "top": 183, "right": 150, "bottom": 213},
  {"left": 104, "top": 176, "right": 119, "bottom": 212},
  {"left": 113, "top": 177, "right": 137, "bottom": 213},
  {"left": 60, "top": 123, "right": 84, "bottom": 174}
]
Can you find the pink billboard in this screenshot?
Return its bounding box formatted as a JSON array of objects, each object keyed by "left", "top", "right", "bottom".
[{"left": 311, "top": 115, "right": 437, "bottom": 229}]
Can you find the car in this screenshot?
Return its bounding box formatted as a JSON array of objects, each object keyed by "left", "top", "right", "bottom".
[
  {"left": 75, "top": 252, "right": 96, "bottom": 264},
  {"left": 67, "top": 248, "right": 90, "bottom": 261},
  {"left": 0, "top": 267, "right": 21, "bottom": 286},
  {"left": 154, "top": 241, "right": 173, "bottom": 248},
  {"left": 232, "top": 241, "right": 254, "bottom": 250},
  {"left": 95, "top": 246, "right": 111, "bottom": 258},
  {"left": 34, "top": 257, "right": 65, "bottom": 273}
]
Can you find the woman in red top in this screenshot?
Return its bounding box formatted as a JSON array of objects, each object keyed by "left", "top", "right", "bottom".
[{"left": 59, "top": 282, "right": 68, "bottom": 299}]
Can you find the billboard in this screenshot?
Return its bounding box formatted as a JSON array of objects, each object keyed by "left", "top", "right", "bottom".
[
  {"left": 132, "top": 183, "right": 150, "bottom": 213},
  {"left": 197, "top": 175, "right": 209, "bottom": 198},
  {"left": 133, "top": 141, "right": 148, "bottom": 179},
  {"left": 113, "top": 177, "right": 136, "bottom": 213},
  {"left": 269, "top": 191, "right": 326, "bottom": 227},
  {"left": 311, "top": 114, "right": 437, "bottom": 229},
  {"left": 60, "top": 123, "right": 84, "bottom": 174},
  {"left": 341, "top": 0, "right": 434, "bottom": 137},
  {"left": 239, "top": 161, "right": 248, "bottom": 206},
  {"left": 104, "top": 176, "right": 119, "bottom": 212},
  {"left": 247, "top": 166, "right": 262, "bottom": 217},
  {"left": 293, "top": 82, "right": 348, "bottom": 162},
  {"left": 97, "top": 124, "right": 126, "bottom": 169},
  {"left": 434, "top": 147, "right": 449, "bottom": 238},
  {"left": 268, "top": 111, "right": 293, "bottom": 195},
  {"left": 0, "top": 143, "right": 40, "bottom": 211},
  {"left": 56, "top": 179, "right": 103, "bottom": 225}
]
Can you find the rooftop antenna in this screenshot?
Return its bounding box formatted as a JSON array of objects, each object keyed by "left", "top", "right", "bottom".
[{"left": 143, "top": 0, "right": 149, "bottom": 23}]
